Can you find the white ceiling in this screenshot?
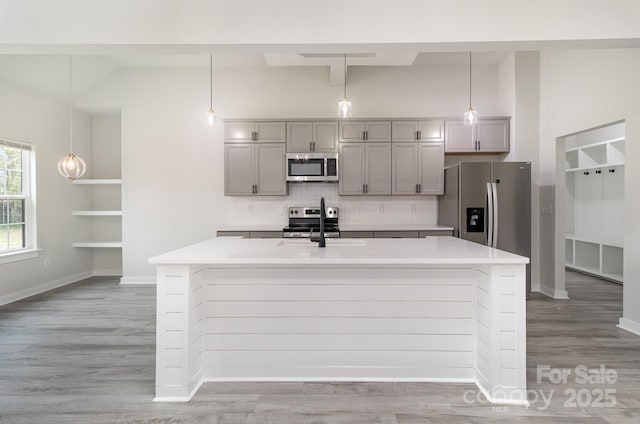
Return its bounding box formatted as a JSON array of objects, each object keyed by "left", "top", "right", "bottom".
[{"left": 0, "top": 52, "right": 511, "bottom": 100}]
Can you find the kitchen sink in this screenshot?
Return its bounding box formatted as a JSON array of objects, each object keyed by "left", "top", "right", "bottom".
[{"left": 276, "top": 239, "right": 367, "bottom": 247}]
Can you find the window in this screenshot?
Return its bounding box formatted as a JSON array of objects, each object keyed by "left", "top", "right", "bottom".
[{"left": 0, "top": 139, "right": 35, "bottom": 256}]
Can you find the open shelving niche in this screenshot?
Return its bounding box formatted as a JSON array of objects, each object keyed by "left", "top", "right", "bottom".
[
  {"left": 563, "top": 121, "right": 624, "bottom": 283},
  {"left": 72, "top": 179, "right": 123, "bottom": 249}
]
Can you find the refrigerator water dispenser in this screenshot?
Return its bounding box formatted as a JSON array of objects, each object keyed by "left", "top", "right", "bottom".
[{"left": 466, "top": 208, "right": 484, "bottom": 233}]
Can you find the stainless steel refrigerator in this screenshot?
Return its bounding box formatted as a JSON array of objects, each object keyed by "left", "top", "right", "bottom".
[{"left": 438, "top": 162, "right": 531, "bottom": 292}]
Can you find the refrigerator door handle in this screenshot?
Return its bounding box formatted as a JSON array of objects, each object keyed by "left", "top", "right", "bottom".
[
  {"left": 492, "top": 182, "right": 499, "bottom": 248},
  {"left": 486, "top": 182, "right": 493, "bottom": 247}
]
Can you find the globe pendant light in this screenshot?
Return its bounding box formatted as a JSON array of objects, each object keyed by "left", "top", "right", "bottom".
[
  {"left": 338, "top": 53, "right": 352, "bottom": 118},
  {"left": 463, "top": 52, "right": 478, "bottom": 125},
  {"left": 58, "top": 56, "right": 87, "bottom": 181},
  {"left": 206, "top": 54, "right": 218, "bottom": 126}
]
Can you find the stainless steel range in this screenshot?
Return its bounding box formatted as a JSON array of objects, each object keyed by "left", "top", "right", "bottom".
[{"left": 282, "top": 206, "right": 339, "bottom": 238}]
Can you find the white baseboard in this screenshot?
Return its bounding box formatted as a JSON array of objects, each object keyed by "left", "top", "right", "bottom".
[
  {"left": 538, "top": 284, "right": 569, "bottom": 300},
  {"left": 92, "top": 268, "right": 123, "bottom": 277},
  {"left": 618, "top": 318, "right": 640, "bottom": 337},
  {"left": 120, "top": 275, "right": 156, "bottom": 285},
  {"left": 0, "top": 271, "right": 93, "bottom": 307}
]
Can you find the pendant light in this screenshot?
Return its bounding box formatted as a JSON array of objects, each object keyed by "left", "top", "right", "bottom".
[
  {"left": 463, "top": 52, "right": 478, "bottom": 125},
  {"left": 206, "top": 54, "right": 218, "bottom": 126},
  {"left": 58, "top": 56, "right": 87, "bottom": 181},
  {"left": 338, "top": 53, "right": 352, "bottom": 118}
]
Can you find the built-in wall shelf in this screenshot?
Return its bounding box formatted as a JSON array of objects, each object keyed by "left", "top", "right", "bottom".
[
  {"left": 73, "top": 179, "right": 122, "bottom": 185},
  {"left": 563, "top": 121, "right": 624, "bottom": 284},
  {"left": 72, "top": 210, "right": 122, "bottom": 216},
  {"left": 73, "top": 241, "right": 123, "bottom": 248},
  {"left": 565, "top": 136, "right": 625, "bottom": 172}
]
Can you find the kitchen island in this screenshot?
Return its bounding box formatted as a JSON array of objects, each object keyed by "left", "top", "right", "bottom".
[{"left": 149, "top": 236, "right": 529, "bottom": 405}]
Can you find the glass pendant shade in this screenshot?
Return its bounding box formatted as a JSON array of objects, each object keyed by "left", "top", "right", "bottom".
[
  {"left": 464, "top": 108, "right": 478, "bottom": 125},
  {"left": 338, "top": 99, "right": 352, "bottom": 118},
  {"left": 58, "top": 55, "right": 87, "bottom": 181},
  {"left": 207, "top": 107, "right": 218, "bottom": 126},
  {"left": 58, "top": 153, "right": 86, "bottom": 181}
]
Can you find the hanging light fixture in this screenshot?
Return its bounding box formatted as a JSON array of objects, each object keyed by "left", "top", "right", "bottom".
[
  {"left": 206, "top": 54, "right": 218, "bottom": 126},
  {"left": 58, "top": 55, "right": 87, "bottom": 181},
  {"left": 463, "top": 52, "right": 478, "bottom": 125},
  {"left": 338, "top": 53, "right": 352, "bottom": 118}
]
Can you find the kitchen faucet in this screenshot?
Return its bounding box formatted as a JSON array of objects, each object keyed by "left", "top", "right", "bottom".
[{"left": 311, "top": 197, "right": 326, "bottom": 248}]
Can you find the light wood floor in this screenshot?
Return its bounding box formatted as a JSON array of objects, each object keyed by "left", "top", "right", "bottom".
[{"left": 1, "top": 271, "right": 639, "bottom": 423}]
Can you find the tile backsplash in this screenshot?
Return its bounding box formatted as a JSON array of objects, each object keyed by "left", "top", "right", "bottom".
[{"left": 226, "top": 184, "right": 438, "bottom": 227}]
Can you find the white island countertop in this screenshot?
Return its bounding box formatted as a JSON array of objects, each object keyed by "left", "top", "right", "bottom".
[{"left": 149, "top": 236, "right": 528, "bottom": 266}]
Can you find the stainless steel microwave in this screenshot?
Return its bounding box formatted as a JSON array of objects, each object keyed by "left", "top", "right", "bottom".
[{"left": 286, "top": 152, "right": 338, "bottom": 182}]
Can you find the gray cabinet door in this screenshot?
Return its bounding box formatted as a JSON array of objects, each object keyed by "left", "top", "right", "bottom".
[
  {"left": 392, "top": 121, "right": 419, "bottom": 142},
  {"left": 365, "top": 143, "right": 392, "bottom": 195},
  {"left": 477, "top": 120, "right": 509, "bottom": 152},
  {"left": 417, "top": 143, "right": 444, "bottom": 195},
  {"left": 392, "top": 143, "right": 418, "bottom": 194},
  {"left": 255, "top": 122, "right": 286, "bottom": 143},
  {"left": 287, "top": 122, "right": 313, "bottom": 152},
  {"left": 224, "top": 122, "right": 255, "bottom": 142},
  {"left": 313, "top": 121, "right": 338, "bottom": 152},
  {"left": 339, "top": 121, "right": 366, "bottom": 142},
  {"left": 339, "top": 143, "right": 366, "bottom": 195},
  {"left": 255, "top": 144, "right": 287, "bottom": 195},
  {"left": 365, "top": 121, "right": 392, "bottom": 142},
  {"left": 444, "top": 121, "right": 474, "bottom": 152},
  {"left": 224, "top": 144, "right": 254, "bottom": 195},
  {"left": 418, "top": 120, "right": 444, "bottom": 142}
]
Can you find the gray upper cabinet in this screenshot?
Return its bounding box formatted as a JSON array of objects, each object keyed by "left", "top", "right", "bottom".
[
  {"left": 339, "top": 142, "right": 391, "bottom": 195},
  {"left": 287, "top": 121, "right": 338, "bottom": 152},
  {"left": 225, "top": 121, "right": 285, "bottom": 143},
  {"left": 224, "top": 121, "right": 287, "bottom": 196},
  {"left": 445, "top": 119, "right": 509, "bottom": 153},
  {"left": 417, "top": 143, "right": 444, "bottom": 194},
  {"left": 392, "top": 142, "right": 444, "bottom": 195},
  {"left": 224, "top": 143, "right": 254, "bottom": 195},
  {"left": 255, "top": 144, "right": 287, "bottom": 195},
  {"left": 392, "top": 120, "right": 444, "bottom": 142},
  {"left": 340, "top": 121, "right": 391, "bottom": 142},
  {"left": 224, "top": 143, "right": 287, "bottom": 196}
]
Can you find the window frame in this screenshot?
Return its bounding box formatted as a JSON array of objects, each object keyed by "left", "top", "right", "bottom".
[{"left": 0, "top": 138, "right": 38, "bottom": 264}]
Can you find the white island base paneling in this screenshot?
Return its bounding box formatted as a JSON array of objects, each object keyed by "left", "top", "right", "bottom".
[{"left": 153, "top": 256, "right": 527, "bottom": 406}]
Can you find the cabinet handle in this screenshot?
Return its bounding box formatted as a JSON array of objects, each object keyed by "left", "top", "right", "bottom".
[
  {"left": 416, "top": 131, "right": 419, "bottom": 141},
  {"left": 252, "top": 131, "right": 257, "bottom": 141},
  {"left": 417, "top": 130, "right": 422, "bottom": 140},
  {"left": 584, "top": 171, "right": 589, "bottom": 175},
  {"left": 365, "top": 183, "right": 368, "bottom": 194},
  {"left": 595, "top": 170, "right": 602, "bottom": 174},
  {"left": 609, "top": 169, "right": 616, "bottom": 173},
  {"left": 363, "top": 131, "right": 366, "bottom": 141},
  {"left": 415, "top": 184, "right": 419, "bottom": 194},
  {"left": 418, "top": 183, "right": 421, "bottom": 193},
  {"left": 363, "top": 184, "right": 366, "bottom": 194}
]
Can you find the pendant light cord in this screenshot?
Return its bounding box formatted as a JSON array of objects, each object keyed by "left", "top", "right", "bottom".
[
  {"left": 69, "top": 55, "right": 73, "bottom": 152},
  {"left": 209, "top": 54, "right": 213, "bottom": 109},
  {"left": 468, "top": 52, "right": 472, "bottom": 109},
  {"left": 343, "top": 53, "right": 347, "bottom": 99}
]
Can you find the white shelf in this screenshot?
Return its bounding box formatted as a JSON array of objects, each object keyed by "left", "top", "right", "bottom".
[
  {"left": 73, "top": 241, "right": 123, "bottom": 248},
  {"left": 564, "top": 136, "right": 625, "bottom": 153},
  {"left": 565, "top": 234, "right": 623, "bottom": 249},
  {"left": 73, "top": 179, "right": 122, "bottom": 185},
  {"left": 72, "top": 210, "right": 122, "bottom": 216}
]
